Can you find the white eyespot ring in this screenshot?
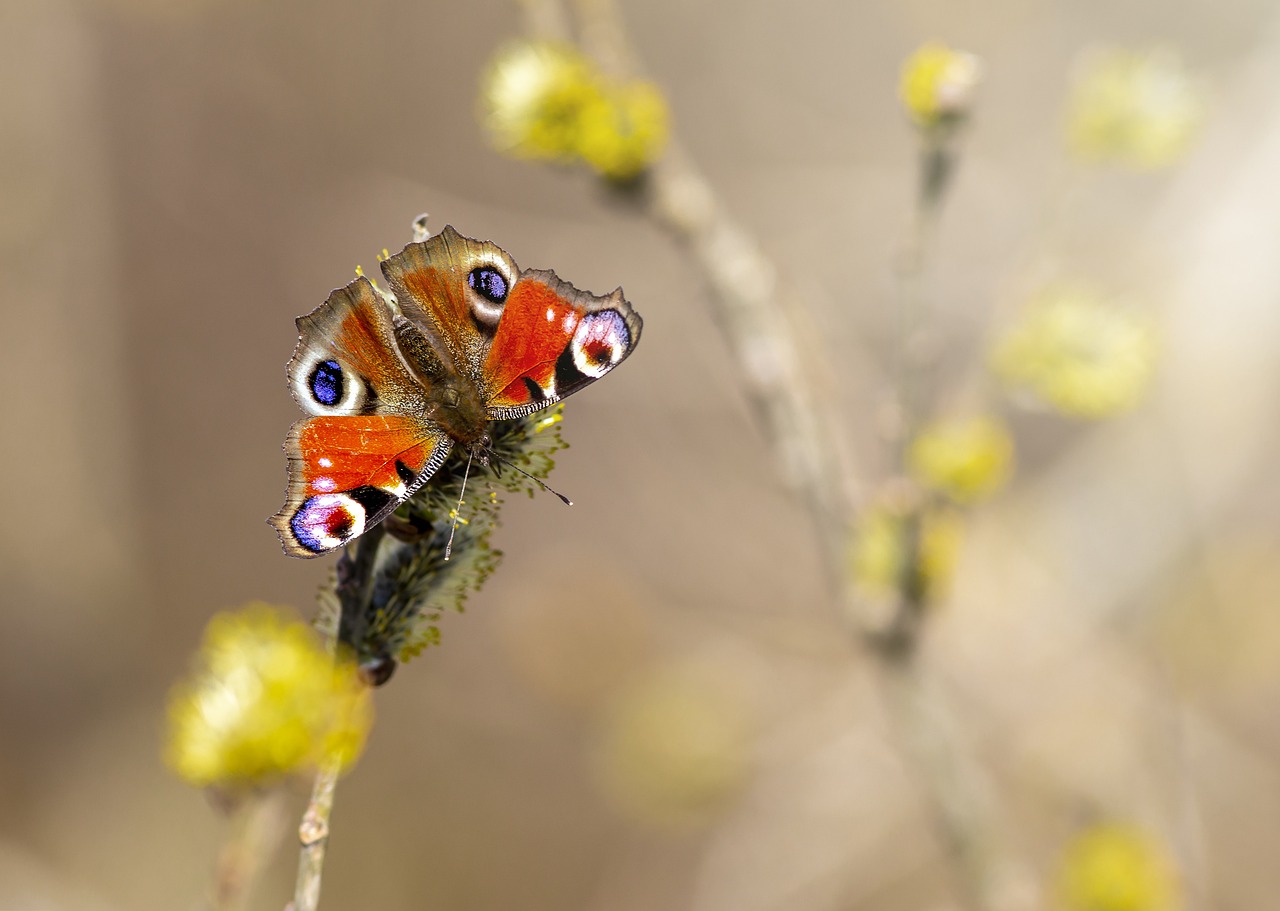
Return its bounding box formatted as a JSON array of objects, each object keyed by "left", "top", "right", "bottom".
[
  {"left": 291, "top": 493, "right": 367, "bottom": 552},
  {"left": 464, "top": 253, "right": 516, "bottom": 329},
  {"left": 292, "top": 351, "right": 366, "bottom": 415},
  {"left": 571, "top": 310, "right": 629, "bottom": 379}
]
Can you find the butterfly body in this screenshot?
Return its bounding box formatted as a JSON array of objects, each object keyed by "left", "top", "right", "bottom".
[{"left": 270, "top": 226, "right": 641, "bottom": 558}]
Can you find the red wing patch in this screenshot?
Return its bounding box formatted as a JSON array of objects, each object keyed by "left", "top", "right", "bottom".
[
  {"left": 270, "top": 415, "right": 451, "bottom": 557},
  {"left": 483, "top": 273, "right": 642, "bottom": 419},
  {"left": 482, "top": 278, "right": 581, "bottom": 410}
]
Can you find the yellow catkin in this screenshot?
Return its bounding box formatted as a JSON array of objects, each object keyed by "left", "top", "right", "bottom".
[
  {"left": 165, "top": 603, "right": 372, "bottom": 789},
  {"left": 900, "top": 42, "right": 982, "bottom": 128},
  {"left": 910, "top": 415, "right": 1015, "bottom": 504},
  {"left": 1056, "top": 823, "right": 1182, "bottom": 911},
  {"left": 994, "top": 286, "right": 1156, "bottom": 419},
  {"left": 1067, "top": 47, "right": 1203, "bottom": 169},
  {"left": 849, "top": 501, "right": 964, "bottom": 601}
]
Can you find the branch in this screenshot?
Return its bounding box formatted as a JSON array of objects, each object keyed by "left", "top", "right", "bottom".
[
  {"left": 519, "top": 3, "right": 1028, "bottom": 908},
  {"left": 287, "top": 760, "right": 341, "bottom": 911}
]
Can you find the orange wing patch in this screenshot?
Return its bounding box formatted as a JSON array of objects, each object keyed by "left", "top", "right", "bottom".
[
  {"left": 482, "top": 279, "right": 581, "bottom": 409},
  {"left": 295, "top": 416, "right": 433, "bottom": 496},
  {"left": 270, "top": 415, "right": 451, "bottom": 557}
]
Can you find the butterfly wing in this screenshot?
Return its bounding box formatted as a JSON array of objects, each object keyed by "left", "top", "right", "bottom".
[
  {"left": 272, "top": 415, "right": 450, "bottom": 557},
  {"left": 481, "top": 269, "right": 642, "bottom": 418},
  {"left": 380, "top": 225, "right": 643, "bottom": 421},
  {"left": 271, "top": 277, "right": 453, "bottom": 557},
  {"left": 379, "top": 225, "right": 520, "bottom": 388}
]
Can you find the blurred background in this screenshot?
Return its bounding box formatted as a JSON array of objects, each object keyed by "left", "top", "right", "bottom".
[{"left": 4, "top": 0, "right": 1280, "bottom": 908}]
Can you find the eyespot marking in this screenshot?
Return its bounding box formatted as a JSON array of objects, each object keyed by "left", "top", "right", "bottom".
[
  {"left": 310, "top": 360, "right": 343, "bottom": 407},
  {"left": 291, "top": 493, "right": 365, "bottom": 553},
  {"left": 571, "top": 310, "right": 629, "bottom": 379},
  {"left": 289, "top": 485, "right": 398, "bottom": 554},
  {"left": 468, "top": 266, "right": 508, "bottom": 304}
]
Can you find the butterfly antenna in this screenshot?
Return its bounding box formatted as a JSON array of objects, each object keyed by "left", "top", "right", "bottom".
[
  {"left": 444, "top": 447, "right": 475, "bottom": 561},
  {"left": 490, "top": 453, "right": 573, "bottom": 506}
]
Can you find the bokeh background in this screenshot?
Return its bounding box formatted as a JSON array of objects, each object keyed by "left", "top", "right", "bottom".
[{"left": 4, "top": 0, "right": 1280, "bottom": 909}]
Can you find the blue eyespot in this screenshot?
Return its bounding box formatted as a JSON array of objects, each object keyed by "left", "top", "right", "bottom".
[
  {"left": 310, "top": 359, "right": 343, "bottom": 407},
  {"left": 468, "top": 266, "right": 508, "bottom": 304}
]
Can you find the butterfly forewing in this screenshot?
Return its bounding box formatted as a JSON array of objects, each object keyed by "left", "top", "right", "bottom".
[
  {"left": 379, "top": 226, "right": 520, "bottom": 386},
  {"left": 288, "top": 277, "right": 423, "bottom": 416},
  {"left": 272, "top": 276, "right": 455, "bottom": 557}
]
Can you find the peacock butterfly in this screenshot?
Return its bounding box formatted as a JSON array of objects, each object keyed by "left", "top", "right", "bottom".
[{"left": 270, "top": 225, "right": 642, "bottom": 558}]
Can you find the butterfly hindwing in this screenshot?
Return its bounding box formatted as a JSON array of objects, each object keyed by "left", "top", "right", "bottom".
[
  {"left": 482, "top": 270, "right": 642, "bottom": 418},
  {"left": 270, "top": 415, "right": 452, "bottom": 557}
]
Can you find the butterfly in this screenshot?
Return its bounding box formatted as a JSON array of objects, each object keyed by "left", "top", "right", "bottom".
[{"left": 270, "top": 225, "right": 642, "bottom": 558}]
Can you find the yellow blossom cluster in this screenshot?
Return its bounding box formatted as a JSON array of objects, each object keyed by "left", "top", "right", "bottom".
[
  {"left": 1067, "top": 47, "right": 1204, "bottom": 169},
  {"left": 849, "top": 499, "right": 963, "bottom": 602},
  {"left": 482, "top": 41, "right": 668, "bottom": 181},
  {"left": 994, "top": 285, "right": 1157, "bottom": 419},
  {"left": 899, "top": 42, "right": 982, "bottom": 129},
  {"left": 165, "top": 603, "right": 373, "bottom": 789},
  {"left": 910, "top": 415, "right": 1014, "bottom": 504},
  {"left": 1056, "top": 823, "right": 1182, "bottom": 911}
]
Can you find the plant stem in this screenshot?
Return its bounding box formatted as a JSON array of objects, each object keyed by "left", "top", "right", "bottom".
[
  {"left": 210, "top": 790, "right": 289, "bottom": 911},
  {"left": 517, "top": 0, "right": 572, "bottom": 40},
  {"left": 288, "top": 760, "right": 342, "bottom": 911},
  {"left": 643, "top": 146, "right": 857, "bottom": 600},
  {"left": 515, "top": 3, "right": 1021, "bottom": 906},
  {"left": 287, "top": 524, "right": 386, "bottom": 911},
  {"left": 882, "top": 654, "right": 1011, "bottom": 910}
]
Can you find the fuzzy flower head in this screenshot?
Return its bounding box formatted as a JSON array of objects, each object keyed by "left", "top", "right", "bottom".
[
  {"left": 1067, "top": 47, "right": 1204, "bottom": 169},
  {"left": 165, "top": 603, "right": 373, "bottom": 790},
  {"left": 849, "top": 498, "right": 963, "bottom": 603},
  {"left": 577, "top": 79, "right": 669, "bottom": 181},
  {"left": 482, "top": 41, "right": 601, "bottom": 163},
  {"left": 910, "top": 415, "right": 1015, "bottom": 504},
  {"left": 482, "top": 40, "right": 668, "bottom": 181},
  {"left": 900, "top": 42, "right": 982, "bottom": 129},
  {"left": 1056, "top": 823, "right": 1182, "bottom": 911},
  {"left": 994, "top": 285, "right": 1156, "bottom": 419}
]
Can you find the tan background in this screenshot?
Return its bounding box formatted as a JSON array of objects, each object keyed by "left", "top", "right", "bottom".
[{"left": 3, "top": 0, "right": 1280, "bottom": 908}]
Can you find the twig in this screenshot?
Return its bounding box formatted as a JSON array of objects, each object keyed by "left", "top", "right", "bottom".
[
  {"left": 643, "top": 146, "right": 858, "bottom": 601},
  {"left": 287, "top": 523, "right": 386, "bottom": 911},
  {"left": 210, "top": 790, "right": 289, "bottom": 911},
  {"left": 521, "top": 3, "right": 1023, "bottom": 907},
  {"left": 517, "top": 0, "right": 572, "bottom": 41},
  {"left": 881, "top": 656, "right": 1007, "bottom": 909},
  {"left": 288, "top": 760, "right": 342, "bottom": 911}
]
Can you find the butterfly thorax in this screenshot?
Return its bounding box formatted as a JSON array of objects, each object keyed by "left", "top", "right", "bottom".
[{"left": 393, "top": 315, "right": 489, "bottom": 445}]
